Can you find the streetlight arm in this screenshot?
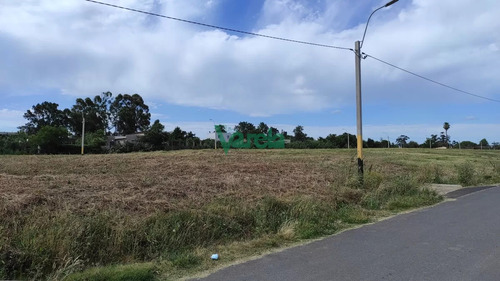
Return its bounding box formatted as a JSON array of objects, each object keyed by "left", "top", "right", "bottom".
[{"left": 360, "top": 0, "right": 399, "bottom": 49}]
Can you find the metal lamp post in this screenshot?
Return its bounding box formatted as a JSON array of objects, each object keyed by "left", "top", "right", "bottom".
[
  {"left": 210, "top": 119, "right": 216, "bottom": 149},
  {"left": 355, "top": 0, "right": 399, "bottom": 176}
]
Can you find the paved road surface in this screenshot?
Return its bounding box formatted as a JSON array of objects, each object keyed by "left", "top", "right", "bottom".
[{"left": 193, "top": 186, "right": 500, "bottom": 281}]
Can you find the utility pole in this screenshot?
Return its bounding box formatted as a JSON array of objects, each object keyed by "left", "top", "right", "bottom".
[
  {"left": 354, "top": 40, "right": 363, "bottom": 174},
  {"left": 81, "top": 116, "right": 85, "bottom": 155},
  {"left": 354, "top": 0, "right": 399, "bottom": 178}
]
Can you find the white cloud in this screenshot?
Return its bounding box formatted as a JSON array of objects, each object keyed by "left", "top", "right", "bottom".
[
  {"left": 0, "top": 109, "right": 25, "bottom": 131},
  {"left": 0, "top": 0, "right": 499, "bottom": 133}
]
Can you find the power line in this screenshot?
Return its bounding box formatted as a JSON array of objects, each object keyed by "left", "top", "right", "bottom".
[
  {"left": 363, "top": 53, "right": 500, "bottom": 103},
  {"left": 85, "top": 0, "right": 499, "bottom": 104},
  {"left": 84, "top": 0, "right": 352, "bottom": 51}
]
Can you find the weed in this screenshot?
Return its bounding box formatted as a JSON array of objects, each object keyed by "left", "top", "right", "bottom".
[
  {"left": 171, "top": 253, "right": 202, "bottom": 269},
  {"left": 384, "top": 188, "right": 442, "bottom": 210},
  {"left": 378, "top": 175, "right": 419, "bottom": 198},
  {"left": 64, "top": 263, "right": 156, "bottom": 281},
  {"left": 456, "top": 161, "right": 476, "bottom": 186}
]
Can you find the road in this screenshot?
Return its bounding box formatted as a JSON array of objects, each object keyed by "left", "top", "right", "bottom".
[{"left": 193, "top": 186, "right": 500, "bottom": 281}]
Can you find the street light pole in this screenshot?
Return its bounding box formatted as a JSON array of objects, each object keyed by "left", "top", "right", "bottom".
[
  {"left": 210, "top": 119, "right": 216, "bottom": 149},
  {"left": 355, "top": 40, "right": 363, "bottom": 174},
  {"left": 355, "top": 0, "right": 399, "bottom": 177}
]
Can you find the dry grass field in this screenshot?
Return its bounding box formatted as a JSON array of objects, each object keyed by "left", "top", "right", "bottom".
[{"left": 0, "top": 148, "right": 499, "bottom": 280}]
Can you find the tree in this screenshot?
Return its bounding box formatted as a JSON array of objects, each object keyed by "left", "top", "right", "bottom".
[
  {"left": 257, "top": 122, "right": 269, "bottom": 134},
  {"left": 367, "top": 138, "right": 375, "bottom": 148},
  {"left": 408, "top": 141, "right": 419, "bottom": 148},
  {"left": 32, "top": 126, "right": 69, "bottom": 154},
  {"left": 20, "top": 102, "right": 67, "bottom": 134},
  {"left": 110, "top": 94, "right": 151, "bottom": 135},
  {"left": 479, "top": 138, "right": 489, "bottom": 148},
  {"left": 216, "top": 124, "right": 227, "bottom": 133},
  {"left": 293, "top": 125, "right": 307, "bottom": 142},
  {"left": 443, "top": 122, "right": 450, "bottom": 146},
  {"left": 234, "top": 122, "right": 256, "bottom": 138},
  {"left": 270, "top": 127, "right": 279, "bottom": 135},
  {"left": 396, "top": 135, "right": 409, "bottom": 148},
  {"left": 67, "top": 92, "right": 112, "bottom": 136},
  {"left": 438, "top": 132, "right": 450, "bottom": 147},
  {"left": 170, "top": 126, "right": 187, "bottom": 149},
  {"left": 142, "top": 120, "right": 167, "bottom": 149},
  {"left": 460, "top": 141, "right": 477, "bottom": 149}
]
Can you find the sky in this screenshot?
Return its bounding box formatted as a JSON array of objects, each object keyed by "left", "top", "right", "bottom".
[{"left": 0, "top": 0, "right": 499, "bottom": 144}]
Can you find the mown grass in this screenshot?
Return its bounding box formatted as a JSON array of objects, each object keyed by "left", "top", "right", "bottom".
[{"left": 0, "top": 148, "right": 498, "bottom": 280}]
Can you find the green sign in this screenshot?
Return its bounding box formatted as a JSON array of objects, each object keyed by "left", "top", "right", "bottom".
[{"left": 215, "top": 125, "right": 285, "bottom": 154}]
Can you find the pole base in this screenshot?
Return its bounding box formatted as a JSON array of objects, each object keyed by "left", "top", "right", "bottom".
[{"left": 357, "top": 158, "right": 364, "bottom": 186}]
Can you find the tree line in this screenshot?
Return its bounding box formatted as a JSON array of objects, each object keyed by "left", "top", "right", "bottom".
[
  {"left": 0, "top": 92, "right": 208, "bottom": 154},
  {"left": 1, "top": 102, "right": 498, "bottom": 154}
]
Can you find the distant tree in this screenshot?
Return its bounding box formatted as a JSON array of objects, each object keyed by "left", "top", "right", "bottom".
[
  {"left": 169, "top": 126, "right": 187, "bottom": 149},
  {"left": 293, "top": 125, "right": 307, "bottom": 142},
  {"left": 380, "top": 138, "right": 390, "bottom": 148},
  {"left": 20, "top": 102, "right": 67, "bottom": 134},
  {"left": 430, "top": 134, "right": 438, "bottom": 148},
  {"left": 110, "top": 94, "right": 151, "bottom": 135},
  {"left": 443, "top": 122, "right": 450, "bottom": 146},
  {"left": 438, "top": 132, "right": 450, "bottom": 147},
  {"left": 216, "top": 124, "right": 227, "bottom": 133},
  {"left": 396, "top": 135, "right": 409, "bottom": 148},
  {"left": 491, "top": 142, "right": 499, "bottom": 149},
  {"left": 257, "top": 122, "right": 269, "bottom": 134},
  {"left": 479, "top": 138, "right": 489, "bottom": 148},
  {"left": 142, "top": 120, "right": 167, "bottom": 149},
  {"left": 270, "top": 127, "right": 279, "bottom": 135},
  {"left": 422, "top": 134, "right": 438, "bottom": 148},
  {"left": 234, "top": 121, "right": 256, "bottom": 138},
  {"left": 32, "top": 126, "right": 69, "bottom": 154},
  {"left": 460, "top": 141, "right": 477, "bottom": 149},
  {"left": 185, "top": 131, "right": 199, "bottom": 148},
  {"left": 367, "top": 138, "right": 375, "bottom": 148},
  {"left": 281, "top": 130, "right": 289, "bottom": 139},
  {"left": 407, "top": 141, "right": 419, "bottom": 148},
  {"left": 67, "top": 92, "right": 112, "bottom": 136}
]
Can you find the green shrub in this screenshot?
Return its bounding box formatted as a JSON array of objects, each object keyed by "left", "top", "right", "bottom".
[
  {"left": 376, "top": 175, "right": 419, "bottom": 200},
  {"left": 456, "top": 161, "right": 476, "bottom": 186},
  {"left": 65, "top": 263, "right": 156, "bottom": 281}
]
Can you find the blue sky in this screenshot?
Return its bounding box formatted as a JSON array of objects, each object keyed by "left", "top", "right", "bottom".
[{"left": 0, "top": 0, "right": 499, "bottom": 144}]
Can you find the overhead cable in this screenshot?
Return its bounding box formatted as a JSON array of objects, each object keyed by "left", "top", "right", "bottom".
[
  {"left": 364, "top": 53, "right": 500, "bottom": 103},
  {"left": 84, "top": 0, "right": 352, "bottom": 51}
]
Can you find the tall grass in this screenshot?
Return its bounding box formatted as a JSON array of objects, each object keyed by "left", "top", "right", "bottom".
[
  {"left": 2, "top": 148, "right": 499, "bottom": 279},
  {"left": 0, "top": 187, "right": 440, "bottom": 280}
]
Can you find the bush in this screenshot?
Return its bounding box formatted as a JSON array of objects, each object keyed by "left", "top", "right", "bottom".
[{"left": 456, "top": 161, "right": 476, "bottom": 186}]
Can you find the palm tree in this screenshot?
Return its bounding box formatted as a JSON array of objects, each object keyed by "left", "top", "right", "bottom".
[{"left": 443, "top": 122, "right": 450, "bottom": 146}]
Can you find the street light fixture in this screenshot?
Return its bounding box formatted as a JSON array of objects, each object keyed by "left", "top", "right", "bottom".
[{"left": 354, "top": 0, "right": 399, "bottom": 176}]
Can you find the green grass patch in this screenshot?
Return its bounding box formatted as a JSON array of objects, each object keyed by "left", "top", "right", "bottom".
[{"left": 65, "top": 263, "right": 156, "bottom": 281}]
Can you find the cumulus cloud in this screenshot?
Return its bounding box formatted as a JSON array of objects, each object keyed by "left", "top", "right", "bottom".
[
  {"left": 0, "top": 109, "right": 25, "bottom": 131},
  {"left": 0, "top": 0, "right": 498, "bottom": 120}
]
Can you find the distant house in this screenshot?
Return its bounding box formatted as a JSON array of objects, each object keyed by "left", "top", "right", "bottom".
[{"left": 106, "top": 132, "right": 145, "bottom": 148}]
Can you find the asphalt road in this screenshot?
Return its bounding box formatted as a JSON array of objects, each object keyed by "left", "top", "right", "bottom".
[{"left": 193, "top": 186, "right": 500, "bottom": 281}]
